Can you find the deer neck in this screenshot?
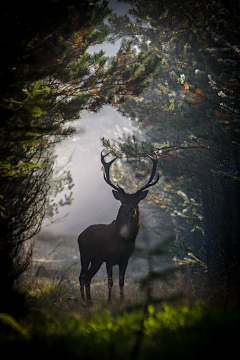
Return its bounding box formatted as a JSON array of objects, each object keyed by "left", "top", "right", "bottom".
[{"left": 116, "top": 204, "right": 140, "bottom": 240}]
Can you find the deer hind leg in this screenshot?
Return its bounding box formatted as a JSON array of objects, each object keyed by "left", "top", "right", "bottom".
[
  {"left": 106, "top": 263, "right": 113, "bottom": 304},
  {"left": 119, "top": 260, "right": 128, "bottom": 303},
  {"left": 85, "top": 260, "right": 102, "bottom": 306}
]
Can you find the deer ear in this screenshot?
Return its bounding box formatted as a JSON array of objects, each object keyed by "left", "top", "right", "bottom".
[
  {"left": 138, "top": 191, "right": 148, "bottom": 201},
  {"left": 112, "top": 190, "right": 122, "bottom": 201}
]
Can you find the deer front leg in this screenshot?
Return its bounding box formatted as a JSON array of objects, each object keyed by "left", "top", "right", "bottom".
[
  {"left": 119, "top": 260, "right": 128, "bottom": 303},
  {"left": 106, "top": 263, "right": 113, "bottom": 304}
]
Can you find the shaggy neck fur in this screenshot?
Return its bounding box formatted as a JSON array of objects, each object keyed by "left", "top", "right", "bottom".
[{"left": 116, "top": 204, "right": 140, "bottom": 240}]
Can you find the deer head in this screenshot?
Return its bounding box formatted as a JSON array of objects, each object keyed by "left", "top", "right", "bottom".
[{"left": 101, "top": 151, "right": 159, "bottom": 216}]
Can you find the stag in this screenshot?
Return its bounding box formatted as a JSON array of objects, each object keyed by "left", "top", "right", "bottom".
[{"left": 78, "top": 151, "right": 159, "bottom": 306}]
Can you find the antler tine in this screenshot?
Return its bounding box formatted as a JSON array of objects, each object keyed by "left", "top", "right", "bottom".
[
  {"left": 136, "top": 155, "right": 159, "bottom": 193},
  {"left": 147, "top": 155, "right": 159, "bottom": 183},
  {"left": 101, "top": 151, "right": 125, "bottom": 193}
]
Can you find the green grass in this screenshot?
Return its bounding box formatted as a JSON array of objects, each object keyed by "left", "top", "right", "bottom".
[{"left": 1, "top": 303, "right": 239, "bottom": 360}]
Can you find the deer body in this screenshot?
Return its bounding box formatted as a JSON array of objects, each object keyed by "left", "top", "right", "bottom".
[
  {"left": 78, "top": 152, "right": 159, "bottom": 306},
  {"left": 80, "top": 205, "right": 139, "bottom": 259}
]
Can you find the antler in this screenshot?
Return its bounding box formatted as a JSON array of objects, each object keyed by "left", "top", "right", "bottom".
[
  {"left": 101, "top": 151, "right": 159, "bottom": 194},
  {"left": 101, "top": 151, "right": 125, "bottom": 193},
  {"left": 136, "top": 155, "right": 159, "bottom": 193}
]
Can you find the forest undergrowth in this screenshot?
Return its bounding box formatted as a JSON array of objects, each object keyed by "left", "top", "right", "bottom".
[{"left": 1, "top": 245, "right": 240, "bottom": 360}]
